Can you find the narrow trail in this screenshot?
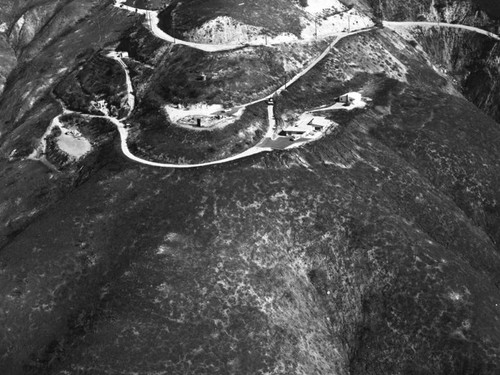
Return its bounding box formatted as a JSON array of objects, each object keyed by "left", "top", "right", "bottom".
[
  {"left": 383, "top": 21, "right": 500, "bottom": 41},
  {"left": 105, "top": 51, "right": 135, "bottom": 118}
]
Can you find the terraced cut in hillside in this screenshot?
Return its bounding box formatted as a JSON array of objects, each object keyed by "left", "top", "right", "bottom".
[{"left": 158, "top": 0, "right": 308, "bottom": 39}]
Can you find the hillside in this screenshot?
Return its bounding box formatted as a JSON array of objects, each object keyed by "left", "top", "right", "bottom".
[
  {"left": 158, "top": 0, "right": 308, "bottom": 39},
  {"left": 0, "top": 0, "right": 500, "bottom": 374},
  {"left": 367, "top": 0, "right": 500, "bottom": 21},
  {"left": 366, "top": 0, "right": 500, "bottom": 123}
]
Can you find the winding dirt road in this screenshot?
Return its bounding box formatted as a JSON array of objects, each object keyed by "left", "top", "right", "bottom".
[
  {"left": 383, "top": 20, "right": 500, "bottom": 41},
  {"left": 39, "top": 3, "right": 499, "bottom": 169}
]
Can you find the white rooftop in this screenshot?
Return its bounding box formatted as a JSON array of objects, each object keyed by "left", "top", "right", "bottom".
[
  {"left": 283, "top": 125, "right": 311, "bottom": 133},
  {"left": 310, "top": 117, "right": 331, "bottom": 127}
]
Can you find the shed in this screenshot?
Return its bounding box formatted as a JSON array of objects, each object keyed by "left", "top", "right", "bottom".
[
  {"left": 337, "top": 94, "right": 353, "bottom": 104},
  {"left": 310, "top": 117, "right": 331, "bottom": 131},
  {"left": 281, "top": 125, "right": 310, "bottom": 136}
]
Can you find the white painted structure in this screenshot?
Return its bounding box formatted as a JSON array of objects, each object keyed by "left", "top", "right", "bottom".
[
  {"left": 267, "top": 99, "right": 276, "bottom": 131},
  {"left": 338, "top": 93, "right": 353, "bottom": 104},
  {"left": 282, "top": 125, "right": 311, "bottom": 136},
  {"left": 310, "top": 116, "right": 331, "bottom": 130}
]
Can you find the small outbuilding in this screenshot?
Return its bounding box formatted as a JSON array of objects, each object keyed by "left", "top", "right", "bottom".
[
  {"left": 336, "top": 94, "right": 354, "bottom": 104},
  {"left": 309, "top": 117, "right": 331, "bottom": 131},
  {"left": 280, "top": 125, "right": 310, "bottom": 136}
]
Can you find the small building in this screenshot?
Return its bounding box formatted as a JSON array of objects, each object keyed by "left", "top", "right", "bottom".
[
  {"left": 91, "top": 100, "right": 109, "bottom": 115},
  {"left": 195, "top": 73, "right": 207, "bottom": 81},
  {"left": 280, "top": 125, "right": 310, "bottom": 137},
  {"left": 295, "top": 114, "right": 314, "bottom": 128},
  {"left": 310, "top": 117, "right": 331, "bottom": 131},
  {"left": 337, "top": 94, "right": 354, "bottom": 104}
]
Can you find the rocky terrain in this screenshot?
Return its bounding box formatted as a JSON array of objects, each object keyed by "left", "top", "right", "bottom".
[
  {"left": 365, "top": 0, "right": 500, "bottom": 123},
  {"left": 0, "top": 0, "right": 500, "bottom": 374}
]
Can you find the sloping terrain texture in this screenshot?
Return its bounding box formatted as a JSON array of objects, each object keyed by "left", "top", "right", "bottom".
[
  {"left": 0, "top": 1, "right": 500, "bottom": 374},
  {"left": 371, "top": 0, "right": 500, "bottom": 123},
  {"left": 158, "top": 0, "right": 308, "bottom": 38}
]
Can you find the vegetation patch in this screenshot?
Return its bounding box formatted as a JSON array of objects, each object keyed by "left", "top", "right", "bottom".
[
  {"left": 142, "top": 40, "right": 328, "bottom": 108},
  {"left": 54, "top": 53, "right": 129, "bottom": 118},
  {"left": 126, "top": 103, "right": 267, "bottom": 164},
  {"left": 158, "top": 0, "right": 307, "bottom": 38}
]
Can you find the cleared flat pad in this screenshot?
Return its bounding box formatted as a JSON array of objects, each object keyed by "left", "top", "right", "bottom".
[
  {"left": 57, "top": 130, "right": 92, "bottom": 158},
  {"left": 259, "top": 136, "right": 309, "bottom": 150}
]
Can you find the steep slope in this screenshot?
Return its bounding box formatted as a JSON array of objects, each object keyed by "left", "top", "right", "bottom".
[
  {"left": 0, "top": 35, "right": 16, "bottom": 95},
  {"left": 366, "top": 0, "right": 500, "bottom": 21},
  {"left": 158, "top": 0, "right": 308, "bottom": 39},
  {"left": 1, "top": 1, "right": 500, "bottom": 374},
  {"left": 0, "top": 1, "right": 136, "bottom": 248},
  {"left": 360, "top": 0, "right": 500, "bottom": 122}
]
